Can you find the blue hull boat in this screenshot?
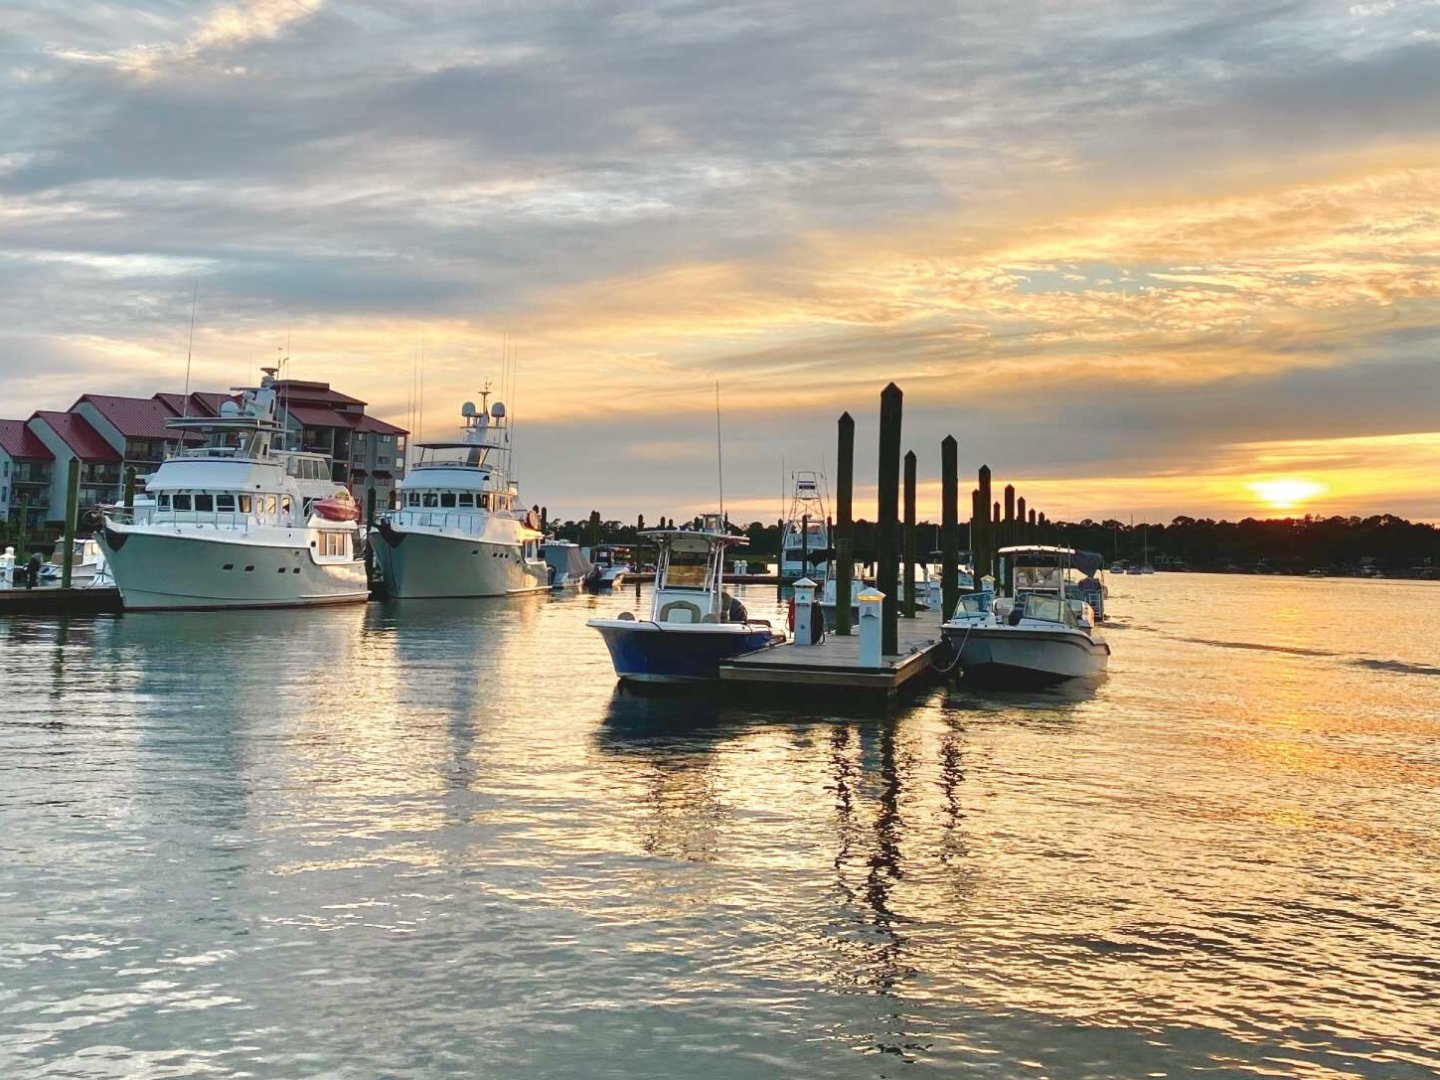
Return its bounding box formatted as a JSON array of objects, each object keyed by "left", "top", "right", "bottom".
[
  {"left": 588, "top": 515, "right": 785, "bottom": 684},
  {"left": 591, "top": 620, "right": 782, "bottom": 683}
]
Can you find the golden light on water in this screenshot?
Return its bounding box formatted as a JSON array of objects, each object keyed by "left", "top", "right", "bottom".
[{"left": 1248, "top": 478, "right": 1325, "bottom": 511}]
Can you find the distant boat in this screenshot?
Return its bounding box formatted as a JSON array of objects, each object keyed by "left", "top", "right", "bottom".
[
  {"left": 584, "top": 545, "right": 633, "bottom": 590},
  {"left": 779, "top": 470, "right": 829, "bottom": 583},
  {"left": 942, "top": 546, "right": 1110, "bottom": 684},
  {"left": 588, "top": 515, "right": 783, "bottom": 683},
  {"left": 543, "top": 539, "right": 591, "bottom": 589}
]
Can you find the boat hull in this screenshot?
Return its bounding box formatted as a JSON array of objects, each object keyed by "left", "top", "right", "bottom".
[
  {"left": 373, "top": 527, "right": 550, "bottom": 598},
  {"left": 943, "top": 625, "right": 1109, "bottom": 683},
  {"left": 589, "top": 620, "right": 782, "bottom": 682},
  {"left": 99, "top": 528, "right": 368, "bottom": 611}
]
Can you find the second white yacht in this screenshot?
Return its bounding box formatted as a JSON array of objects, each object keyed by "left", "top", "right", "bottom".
[{"left": 372, "top": 392, "right": 548, "bottom": 598}]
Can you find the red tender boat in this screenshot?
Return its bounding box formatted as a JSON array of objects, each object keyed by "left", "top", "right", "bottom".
[{"left": 312, "top": 491, "right": 360, "bottom": 522}]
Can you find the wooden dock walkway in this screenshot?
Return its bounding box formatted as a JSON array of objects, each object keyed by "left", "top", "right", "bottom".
[
  {"left": 721, "top": 608, "right": 950, "bottom": 696},
  {"left": 0, "top": 586, "right": 122, "bottom": 615}
]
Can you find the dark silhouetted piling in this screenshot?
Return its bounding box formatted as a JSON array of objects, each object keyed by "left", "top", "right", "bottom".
[
  {"left": 941, "top": 436, "right": 959, "bottom": 616},
  {"left": 834, "top": 412, "right": 855, "bottom": 635},
  {"left": 903, "top": 450, "right": 917, "bottom": 617},
  {"left": 877, "top": 383, "right": 903, "bottom": 654},
  {"left": 60, "top": 459, "right": 80, "bottom": 589},
  {"left": 1017, "top": 495, "right": 1027, "bottom": 542},
  {"left": 977, "top": 465, "right": 993, "bottom": 583},
  {"left": 123, "top": 467, "right": 136, "bottom": 511}
]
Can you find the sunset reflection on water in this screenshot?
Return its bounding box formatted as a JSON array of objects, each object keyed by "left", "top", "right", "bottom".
[{"left": 2, "top": 574, "right": 1438, "bottom": 1077}]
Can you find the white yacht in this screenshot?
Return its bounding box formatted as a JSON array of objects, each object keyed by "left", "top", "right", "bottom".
[
  {"left": 40, "top": 537, "right": 110, "bottom": 586},
  {"left": 941, "top": 546, "right": 1110, "bottom": 683},
  {"left": 779, "top": 471, "right": 829, "bottom": 582},
  {"left": 372, "top": 393, "right": 548, "bottom": 598},
  {"left": 542, "top": 539, "right": 591, "bottom": 589},
  {"left": 99, "top": 375, "right": 369, "bottom": 611}
]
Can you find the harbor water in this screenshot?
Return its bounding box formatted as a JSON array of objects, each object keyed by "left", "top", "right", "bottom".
[{"left": 2, "top": 574, "right": 1438, "bottom": 1078}]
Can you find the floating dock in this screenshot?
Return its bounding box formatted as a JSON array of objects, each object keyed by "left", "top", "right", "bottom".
[
  {"left": 721, "top": 607, "right": 949, "bottom": 696},
  {"left": 0, "top": 587, "right": 123, "bottom": 615}
]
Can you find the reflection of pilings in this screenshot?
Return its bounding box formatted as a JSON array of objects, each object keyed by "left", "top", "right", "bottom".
[
  {"left": 941, "top": 436, "right": 959, "bottom": 616},
  {"left": 877, "top": 384, "right": 903, "bottom": 654},
  {"left": 835, "top": 412, "right": 855, "bottom": 636},
  {"left": 902, "top": 451, "right": 917, "bottom": 618}
]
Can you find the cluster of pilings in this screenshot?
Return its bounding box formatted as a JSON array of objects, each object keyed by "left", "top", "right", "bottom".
[{"left": 828, "top": 383, "right": 1052, "bottom": 652}]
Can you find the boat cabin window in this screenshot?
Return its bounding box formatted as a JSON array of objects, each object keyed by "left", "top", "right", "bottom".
[
  {"left": 664, "top": 548, "right": 712, "bottom": 589},
  {"left": 216, "top": 494, "right": 235, "bottom": 512},
  {"left": 440, "top": 492, "right": 456, "bottom": 508},
  {"left": 457, "top": 493, "right": 474, "bottom": 508},
  {"left": 406, "top": 492, "right": 420, "bottom": 507},
  {"left": 157, "top": 493, "right": 171, "bottom": 510},
  {"left": 478, "top": 493, "right": 491, "bottom": 510},
  {"left": 1014, "top": 564, "right": 1063, "bottom": 592},
  {"left": 238, "top": 495, "right": 252, "bottom": 514},
  {"left": 263, "top": 495, "right": 277, "bottom": 515},
  {"left": 953, "top": 593, "right": 989, "bottom": 616},
  {"left": 173, "top": 493, "right": 192, "bottom": 511},
  {"left": 281, "top": 496, "right": 292, "bottom": 515},
  {"left": 318, "top": 531, "right": 348, "bottom": 557},
  {"left": 422, "top": 492, "right": 439, "bottom": 508}
]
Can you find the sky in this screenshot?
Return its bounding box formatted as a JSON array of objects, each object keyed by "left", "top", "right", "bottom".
[{"left": 2, "top": 0, "right": 1439, "bottom": 524}]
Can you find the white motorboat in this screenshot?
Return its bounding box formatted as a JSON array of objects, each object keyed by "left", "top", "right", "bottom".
[
  {"left": 942, "top": 545, "right": 1110, "bottom": 684},
  {"left": 779, "top": 470, "right": 829, "bottom": 583},
  {"left": 588, "top": 514, "right": 783, "bottom": 683},
  {"left": 99, "top": 374, "right": 369, "bottom": 611},
  {"left": 372, "top": 392, "right": 548, "bottom": 598},
  {"left": 40, "top": 537, "right": 110, "bottom": 587},
  {"left": 584, "top": 545, "right": 633, "bottom": 590}
]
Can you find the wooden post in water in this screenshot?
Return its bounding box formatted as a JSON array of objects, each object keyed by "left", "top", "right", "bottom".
[
  {"left": 977, "top": 465, "right": 993, "bottom": 586},
  {"left": 971, "top": 488, "right": 983, "bottom": 584},
  {"left": 123, "top": 467, "right": 136, "bottom": 512},
  {"left": 1017, "top": 495, "right": 1027, "bottom": 542},
  {"left": 60, "top": 459, "right": 80, "bottom": 589},
  {"left": 941, "top": 436, "right": 959, "bottom": 617},
  {"left": 834, "top": 412, "right": 855, "bottom": 635},
  {"left": 1003, "top": 484, "right": 1015, "bottom": 553},
  {"left": 876, "top": 383, "right": 903, "bottom": 655},
  {"left": 903, "top": 450, "right": 917, "bottom": 618}
]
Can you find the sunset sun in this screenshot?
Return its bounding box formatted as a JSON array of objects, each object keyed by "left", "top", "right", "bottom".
[{"left": 1248, "top": 478, "right": 1325, "bottom": 511}]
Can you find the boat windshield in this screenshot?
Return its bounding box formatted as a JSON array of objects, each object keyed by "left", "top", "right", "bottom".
[
  {"left": 664, "top": 548, "right": 711, "bottom": 589},
  {"left": 952, "top": 592, "right": 990, "bottom": 617},
  {"left": 1014, "top": 564, "right": 1064, "bottom": 592},
  {"left": 1019, "top": 593, "right": 1072, "bottom": 625},
  {"left": 416, "top": 445, "right": 488, "bottom": 469}
]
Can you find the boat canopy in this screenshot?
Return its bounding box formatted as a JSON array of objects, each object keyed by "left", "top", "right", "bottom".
[
  {"left": 999, "top": 545, "right": 1104, "bottom": 577},
  {"left": 640, "top": 528, "right": 747, "bottom": 551}
]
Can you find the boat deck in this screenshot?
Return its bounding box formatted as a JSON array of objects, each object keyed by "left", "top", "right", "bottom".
[{"left": 720, "top": 608, "right": 948, "bottom": 696}]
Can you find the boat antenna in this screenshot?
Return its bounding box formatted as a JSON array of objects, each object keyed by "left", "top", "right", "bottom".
[
  {"left": 715, "top": 379, "right": 725, "bottom": 527},
  {"left": 181, "top": 279, "right": 198, "bottom": 422}
]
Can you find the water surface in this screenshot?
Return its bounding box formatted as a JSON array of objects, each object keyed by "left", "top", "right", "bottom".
[{"left": 2, "top": 575, "right": 1438, "bottom": 1078}]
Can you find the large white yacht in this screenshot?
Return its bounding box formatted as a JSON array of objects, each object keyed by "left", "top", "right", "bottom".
[
  {"left": 99, "top": 374, "right": 369, "bottom": 611},
  {"left": 372, "top": 392, "right": 548, "bottom": 598}
]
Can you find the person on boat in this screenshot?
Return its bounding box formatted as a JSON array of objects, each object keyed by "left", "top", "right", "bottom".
[{"left": 25, "top": 551, "right": 43, "bottom": 589}]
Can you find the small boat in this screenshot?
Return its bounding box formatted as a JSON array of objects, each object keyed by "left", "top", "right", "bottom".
[
  {"left": 40, "top": 537, "right": 110, "bottom": 586},
  {"left": 588, "top": 515, "right": 784, "bottom": 683},
  {"left": 584, "top": 545, "right": 633, "bottom": 590},
  {"left": 312, "top": 491, "right": 360, "bottom": 522},
  {"left": 942, "top": 545, "right": 1110, "bottom": 684}
]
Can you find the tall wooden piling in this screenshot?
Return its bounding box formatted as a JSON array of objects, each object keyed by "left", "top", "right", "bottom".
[
  {"left": 903, "top": 450, "right": 917, "bottom": 617},
  {"left": 977, "top": 465, "right": 993, "bottom": 584},
  {"left": 1017, "top": 496, "right": 1027, "bottom": 542},
  {"left": 941, "top": 436, "right": 959, "bottom": 617},
  {"left": 877, "top": 383, "right": 903, "bottom": 655},
  {"left": 123, "top": 467, "right": 136, "bottom": 511},
  {"left": 60, "top": 459, "right": 80, "bottom": 589},
  {"left": 834, "top": 412, "right": 855, "bottom": 636},
  {"left": 1003, "top": 484, "right": 1016, "bottom": 551}
]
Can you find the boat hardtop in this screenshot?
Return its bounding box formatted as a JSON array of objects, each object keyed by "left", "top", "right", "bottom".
[{"left": 635, "top": 519, "right": 750, "bottom": 624}]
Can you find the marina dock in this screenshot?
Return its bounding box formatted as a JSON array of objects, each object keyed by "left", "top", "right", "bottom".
[
  {"left": 0, "top": 587, "right": 122, "bottom": 615},
  {"left": 720, "top": 607, "right": 949, "bottom": 697}
]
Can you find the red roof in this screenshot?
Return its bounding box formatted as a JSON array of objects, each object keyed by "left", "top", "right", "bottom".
[
  {"left": 153, "top": 391, "right": 234, "bottom": 418},
  {"left": 285, "top": 404, "right": 353, "bottom": 429},
  {"left": 74, "top": 394, "right": 202, "bottom": 442},
  {"left": 356, "top": 414, "right": 407, "bottom": 435},
  {"left": 270, "top": 380, "right": 366, "bottom": 408},
  {"left": 31, "top": 412, "right": 122, "bottom": 462},
  {"left": 0, "top": 419, "right": 54, "bottom": 460}
]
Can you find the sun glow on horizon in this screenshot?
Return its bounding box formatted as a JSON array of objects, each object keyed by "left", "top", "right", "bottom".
[{"left": 1248, "top": 478, "right": 1326, "bottom": 511}]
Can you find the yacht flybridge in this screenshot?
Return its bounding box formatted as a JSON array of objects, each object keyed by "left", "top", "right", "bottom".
[
  {"left": 372, "top": 391, "right": 548, "bottom": 598},
  {"left": 98, "top": 373, "right": 368, "bottom": 610},
  {"left": 941, "top": 545, "right": 1110, "bottom": 684},
  {"left": 588, "top": 515, "right": 784, "bottom": 683}
]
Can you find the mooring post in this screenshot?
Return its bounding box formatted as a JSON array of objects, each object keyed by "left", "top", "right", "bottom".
[
  {"left": 903, "top": 450, "right": 917, "bottom": 618},
  {"left": 1003, "top": 484, "right": 1015, "bottom": 553},
  {"left": 876, "top": 383, "right": 903, "bottom": 655},
  {"left": 941, "top": 436, "right": 959, "bottom": 618},
  {"left": 123, "top": 467, "right": 136, "bottom": 512},
  {"left": 60, "top": 458, "right": 80, "bottom": 590},
  {"left": 978, "top": 465, "right": 993, "bottom": 587},
  {"left": 834, "top": 412, "right": 855, "bottom": 635},
  {"left": 1017, "top": 495, "right": 1027, "bottom": 542}
]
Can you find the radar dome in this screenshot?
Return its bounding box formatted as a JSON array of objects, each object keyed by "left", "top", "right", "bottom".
[
  {"left": 491, "top": 401, "right": 506, "bottom": 419},
  {"left": 219, "top": 400, "right": 240, "bottom": 416},
  {"left": 461, "top": 401, "right": 476, "bottom": 417}
]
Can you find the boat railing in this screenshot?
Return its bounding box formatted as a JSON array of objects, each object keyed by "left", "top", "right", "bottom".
[
  {"left": 386, "top": 509, "right": 499, "bottom": 535},
  {"left": 105, "top": 506, "right": 310, "bottom": 532}
]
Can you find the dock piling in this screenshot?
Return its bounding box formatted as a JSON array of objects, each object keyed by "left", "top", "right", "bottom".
[
  {"left": 834, "top": 412, "right": 855, "bottom": 636},
  {"left": 978, "top": 465, "right": 993, "bottom": 584},
  {"left": 941, "top": 436, "right": 959, "bottom": 618},
  {"left": 876, "top": 383, "right": 903, "bottom": 655},
  {"left": 123, "top": 467, "right": 136, "bottom": 511},
  {"left": 903, "top": 450, "right": 917, "bottom": 617},
  {"left": 60, "top": 459, "right": 80, "bottom": 589}
]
